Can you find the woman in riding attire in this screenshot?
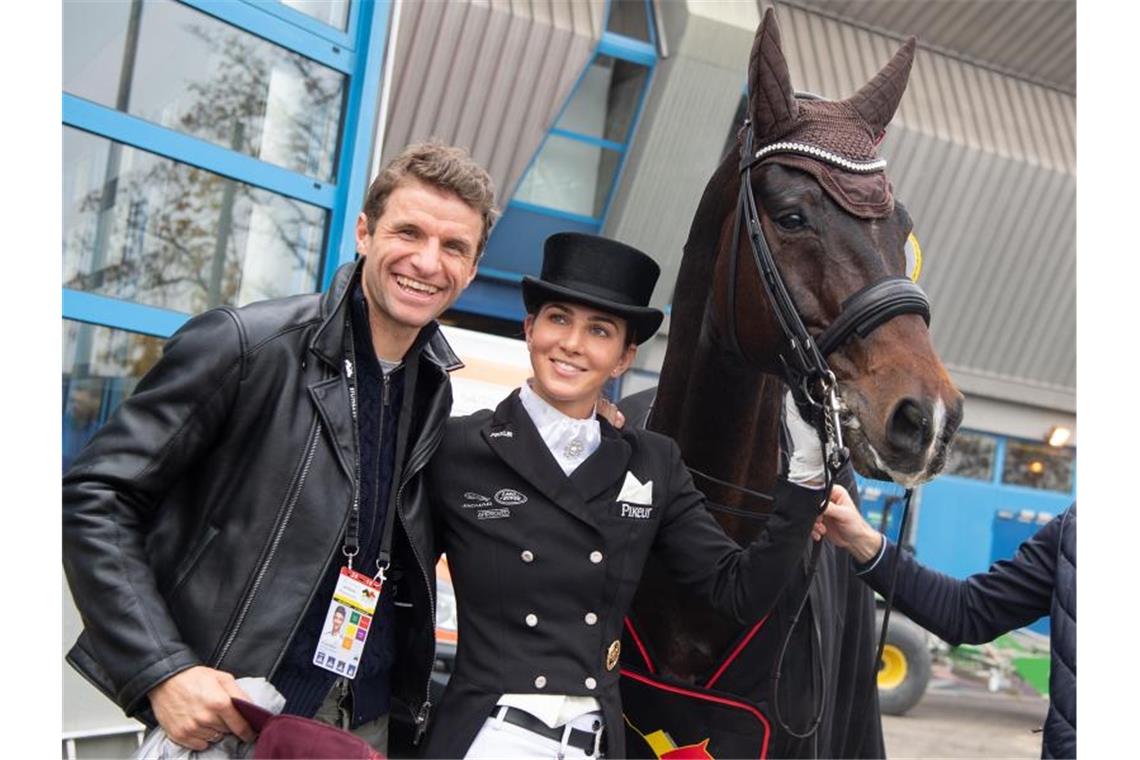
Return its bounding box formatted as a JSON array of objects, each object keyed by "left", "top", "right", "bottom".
[{"left": 421, "top": 232, "right": 829, "bottom": 759}]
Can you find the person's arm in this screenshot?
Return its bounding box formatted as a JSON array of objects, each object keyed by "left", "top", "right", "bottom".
[
  {"left": 821, "top": 486, "right": 1059, "bottom": 645},
  {"left": 63, "top": 308, "right": 253, "bottom": 748},
  {"left": 650, "top": 438, "right": 825, "bottom": 625}
]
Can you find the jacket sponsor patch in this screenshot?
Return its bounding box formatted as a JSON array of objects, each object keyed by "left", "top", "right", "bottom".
[
  {"left": 476, "top": 507, "right": 511, "bottom": 520},
  {"left": 615, "top": 501, "right": 655, "bottom": 520},
  {"left": 489, "top": 429, "right": 513, "bottom": 438},
  {"left": 494, "top": 488, "right": 528, "bottom": 506},
  {"left": 462, "top": 492, "right": 492, "bottom": 509}
]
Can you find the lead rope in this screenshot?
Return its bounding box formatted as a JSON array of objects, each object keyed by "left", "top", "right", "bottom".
[{"left": 873, "top": 488, "right": 914, "bottom": 670}]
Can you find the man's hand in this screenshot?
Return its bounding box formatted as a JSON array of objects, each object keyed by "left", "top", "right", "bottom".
[
  {"left": 817, "top": 484, "right": 884, "bottom": 563},
  {"left": 597, "top": 398, "right": 626, "bottom": 429},
  {"left": 148, "top": 666, "right": 256, "bottom": 750}
]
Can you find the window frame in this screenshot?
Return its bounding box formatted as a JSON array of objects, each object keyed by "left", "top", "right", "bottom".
[
  {"left": 62, "top": 0, "right": 391, "bottom": 339},
  {"left": 502, "top": 27, "right": 658, "bottom": 231}
]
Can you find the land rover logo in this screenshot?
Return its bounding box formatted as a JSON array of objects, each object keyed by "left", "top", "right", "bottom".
[{"left": 494, "top": 488, "right": 528, "bottom": 506}]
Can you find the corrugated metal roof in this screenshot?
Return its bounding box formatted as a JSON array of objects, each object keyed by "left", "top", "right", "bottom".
[
  {"left": 380, "top": 0, "right": 605, "bottom": 203},
  {"left": 773, "top": 5, "right": 1075, "bottom": 407},
  {"left": 611, "top": 2, "right": 1074, "bottom": 411},
  {"left": 780, "top": 0, "right": 1075, "bottom": 95}
]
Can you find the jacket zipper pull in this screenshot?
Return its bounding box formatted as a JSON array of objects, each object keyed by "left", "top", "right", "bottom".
[
  {"left": 382, "top": 373, "right": 391, "bottom": 407},
  {"left": 413, "top": 700, "right": 432, "bottom": 745}
]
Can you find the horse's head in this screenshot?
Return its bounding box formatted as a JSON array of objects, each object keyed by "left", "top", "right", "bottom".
[{"left": 710, "top": 10, "right": 963, "bottom": 487}]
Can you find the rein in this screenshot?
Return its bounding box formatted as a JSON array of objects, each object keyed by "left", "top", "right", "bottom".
[{"left": 716, "top": 113, "right": 931, "bottom": 743}]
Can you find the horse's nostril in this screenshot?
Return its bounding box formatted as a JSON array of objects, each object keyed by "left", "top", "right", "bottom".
[{"left": 886, "top": 398, "right": 934, "bottom": 454}]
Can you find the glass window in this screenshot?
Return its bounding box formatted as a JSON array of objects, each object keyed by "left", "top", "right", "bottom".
[
  {"left": 943, "top": 430, "right": 998, "bottom": 481},
  {"left": 64, "top": 127, "right": 327, "bottom": 314},
  {"left": 606, "top": 0, "right": 652, "bottom": 42},
  {"left": 555, "top": 56, "right": 649, "bottom": 144},
  {"left": 62, "top": 321, "right": 166, "bottom": 472},
  {"left": 282, "top": 0, "right": 350, "bottom": 31},
  {"left": 1001, "top": 440, "right": 1075, "bottom": 493},
  {"left": 513, "top": 136, "right": 620, "bottom": 218},
  {"left": 63, "top": 0, "right": 346, "bottom": 181}
]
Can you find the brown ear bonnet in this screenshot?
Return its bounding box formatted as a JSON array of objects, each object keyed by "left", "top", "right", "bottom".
[{"left": 745, "top": 9, "right": 915, "bottom": 219}]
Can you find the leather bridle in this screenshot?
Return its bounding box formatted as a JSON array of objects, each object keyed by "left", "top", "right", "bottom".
[{"left": 723, "top": 113, "right": 932, "bottom": 473}]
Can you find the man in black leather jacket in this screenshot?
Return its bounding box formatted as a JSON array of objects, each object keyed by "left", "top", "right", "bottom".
[
  {"left": 62, "top": 142, "right": 497, "bottom": 753},
  {"left": 820, "top": 488, "right": 1076, "bottom": 758}
]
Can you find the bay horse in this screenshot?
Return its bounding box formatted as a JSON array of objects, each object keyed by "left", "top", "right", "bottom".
[{"left": 618, "top": 11, "right": 963, "bottom": 759}]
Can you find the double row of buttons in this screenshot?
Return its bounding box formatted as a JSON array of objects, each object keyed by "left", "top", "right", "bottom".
[{"left": 521, "top": 547, "right": 604, "bottom": 692}]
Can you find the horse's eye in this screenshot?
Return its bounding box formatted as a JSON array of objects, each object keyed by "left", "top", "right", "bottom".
[{"left": 775, "top": 212, "right": 807, "bottom": 230}]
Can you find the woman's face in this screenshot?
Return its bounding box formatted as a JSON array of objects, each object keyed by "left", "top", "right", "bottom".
[{"left": 524, "top": 301, "right": 636, "bottom": 419}]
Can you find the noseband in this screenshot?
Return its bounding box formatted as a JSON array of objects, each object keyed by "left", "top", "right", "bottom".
[{"left": 724, "top": 115, "right": 931, "bottom": 469}]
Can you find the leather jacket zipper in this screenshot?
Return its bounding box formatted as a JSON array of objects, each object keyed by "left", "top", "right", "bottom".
[
  {"left": 394, "top": 421, "right": 446, "bottom": 745},
  {"left": 215, "top": 419, "right": 322, "bottom": 667},
  {"left": 394, "top": 473, "right": 435, "bottom": 745}
]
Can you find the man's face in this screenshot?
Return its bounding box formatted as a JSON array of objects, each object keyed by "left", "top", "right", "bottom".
[
  {"left": 332, "top": 610, "right": 345, "bottom": 632},
  {"left": 356, "top": 178, "right": 482, "bottom": 351}
]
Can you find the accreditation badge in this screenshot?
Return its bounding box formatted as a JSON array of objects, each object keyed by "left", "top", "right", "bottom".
[{"left": 312, "top": 567, "right": 382, "bottom": 679}]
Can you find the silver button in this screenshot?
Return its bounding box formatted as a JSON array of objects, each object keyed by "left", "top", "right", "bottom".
[
  {"left": 584, "top": 677, "right": 597, "bottom": 689},
  {"left": 534, "top": 675, "right": 547, "bottom": 689},
  {"left": 521, "top": 550, "right": 534, "bottom": 563},
  {"left": 589, "top": 550, "right": 603, "bottom": 564},
  {"left": 584, "top": 612, "right": 598, "bottom": 625},
  {"left": 525, "top": 613, "right": 538, "bottom": 627}
]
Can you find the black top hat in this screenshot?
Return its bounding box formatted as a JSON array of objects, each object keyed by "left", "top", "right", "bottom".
[{"left": 522, "top": 232, "right": 664, "bottom": 344}]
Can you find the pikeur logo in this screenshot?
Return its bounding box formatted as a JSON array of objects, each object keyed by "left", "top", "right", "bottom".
[
  {"left": 620, "top": 502, "right": 654, "bottom": 520},
  {"left": 495, "top": 488, "right": 528, "bottom": 506}
]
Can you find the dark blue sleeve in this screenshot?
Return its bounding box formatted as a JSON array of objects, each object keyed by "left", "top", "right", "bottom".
[{"left": 859, "top": 512, "right": 1061, "bottom": 645}]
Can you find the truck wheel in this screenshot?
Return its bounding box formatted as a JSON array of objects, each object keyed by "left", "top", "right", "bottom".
[{"left": 876, "top": 610, "right": 931, "bottom": 716}]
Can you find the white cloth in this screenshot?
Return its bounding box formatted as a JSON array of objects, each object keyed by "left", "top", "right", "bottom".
[
  {"left": 465, "top": 707, "right": 605, "bottom": 759},
  {"left": 496, "top": 382, "right": 603, "bottom": 727},
  {"left": 519, "top": 382, "right": 601, "bottom": 476}
]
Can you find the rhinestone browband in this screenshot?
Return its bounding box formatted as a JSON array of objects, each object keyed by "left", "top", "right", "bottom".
[{"left": 753, "top": 141, "right": 887, "bottom": 173}]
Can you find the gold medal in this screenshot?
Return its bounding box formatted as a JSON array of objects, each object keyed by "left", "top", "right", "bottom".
[{"left": 606, "top": 639, "right": 621, "bottom": 671}]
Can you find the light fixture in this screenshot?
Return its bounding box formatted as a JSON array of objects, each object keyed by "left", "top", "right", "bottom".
[{"left": 1046, "top": 425, "right": 1072, "bottom": 448}]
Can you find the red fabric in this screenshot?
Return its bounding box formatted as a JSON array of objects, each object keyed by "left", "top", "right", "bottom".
[{"left": 233, "top": 699, "right": 384, "bottom": 760}]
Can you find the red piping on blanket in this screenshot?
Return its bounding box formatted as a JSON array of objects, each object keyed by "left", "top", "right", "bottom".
[
  {"left": 703, "top": 614, "right": 769, "bottom": 689},
  {"left": 620, "top": 668, "right": 771, "bottom": 759}
]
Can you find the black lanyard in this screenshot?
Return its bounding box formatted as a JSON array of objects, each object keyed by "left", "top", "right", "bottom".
[{"left": 340, "top": 312, "right": 399, "bottom": 584}]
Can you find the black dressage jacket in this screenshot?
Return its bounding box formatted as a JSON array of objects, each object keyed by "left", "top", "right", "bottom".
[
  {"left": 63, "top": 261, "right": 456, "bottom": 736},
  {"left": 861, "top": 504, "right": 1076, "bottom": 758},
  {"left": 420, "top": 390, "right": 825, "bottom": 758}
]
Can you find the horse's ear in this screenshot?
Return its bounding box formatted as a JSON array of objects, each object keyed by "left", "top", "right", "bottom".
[
  {"left": 845, "top": 36, "right": 917, "bottom": 136},
  {"left": 747, "top": 8, "right": 799, "bottom": 144}
]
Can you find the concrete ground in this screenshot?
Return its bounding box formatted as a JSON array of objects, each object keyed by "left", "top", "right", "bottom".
[{"left": 881, "top": 678, "right": 1049, "bottom": 758}]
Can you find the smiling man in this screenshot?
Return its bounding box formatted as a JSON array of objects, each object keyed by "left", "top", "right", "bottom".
[{"left": 62, "top": 142, "right": 497, "bottom": 755}]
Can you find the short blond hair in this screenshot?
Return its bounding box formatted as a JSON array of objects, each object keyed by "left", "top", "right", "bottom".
[{"left": 363, "top": 141, "right": 499, "bottom": 256}]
